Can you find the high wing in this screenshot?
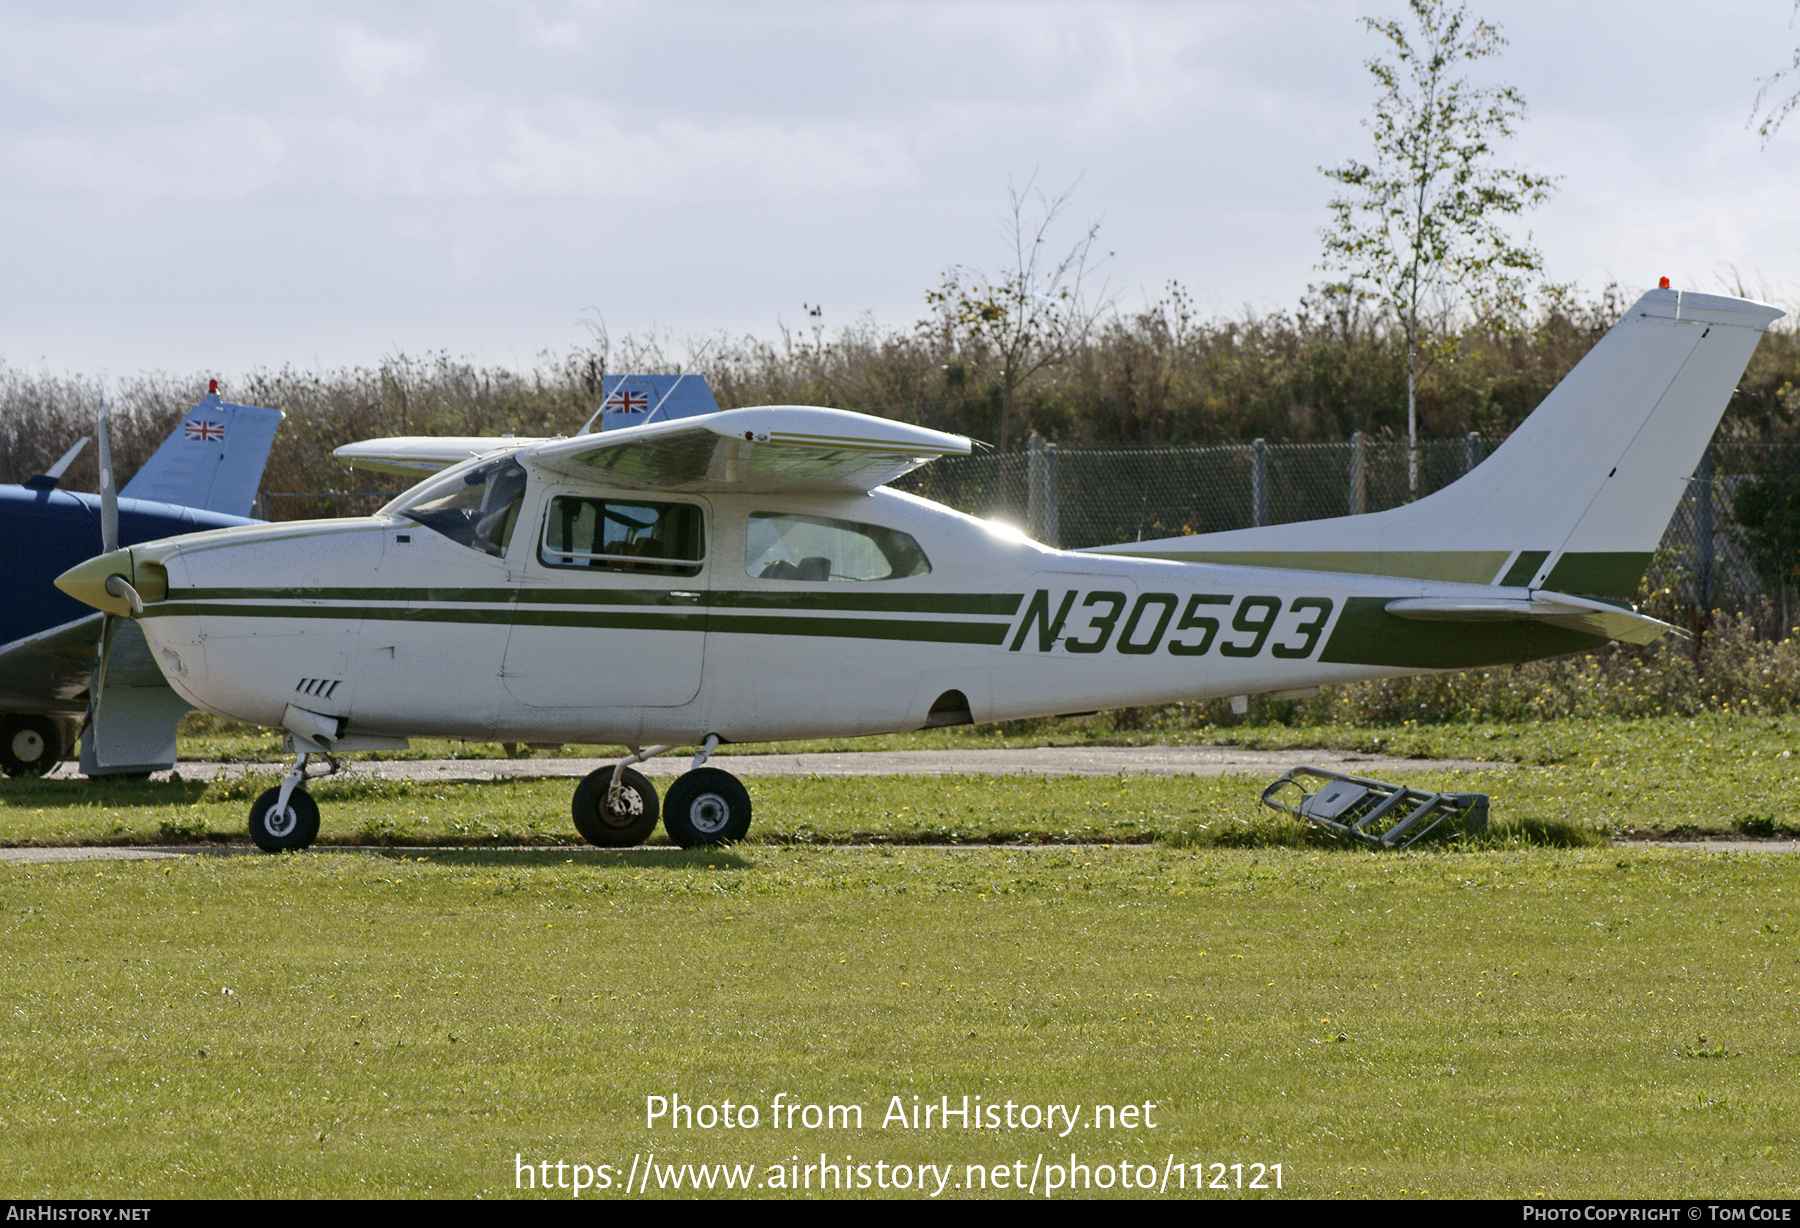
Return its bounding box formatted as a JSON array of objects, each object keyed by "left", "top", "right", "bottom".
[
  {"left": 517, "top": 406, "right": 972, "bottom": 494},
  {"left": 334, "top": 436, "right": 553, "bottom": 476}
]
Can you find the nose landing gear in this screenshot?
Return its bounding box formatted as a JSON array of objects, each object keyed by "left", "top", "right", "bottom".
[{"left": 247, "top": 750, "right": 336, "bottom": 852}]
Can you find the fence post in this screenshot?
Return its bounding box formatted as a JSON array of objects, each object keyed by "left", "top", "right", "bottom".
[
  {"left": 1251, "top": 438, "right": 1268, "bottom": 528},
  {"left": 1464, "top": 431, "right": 1483, "bottom": 475},
  {"left": 1028, "top": 432, "right": 1059, "bottom": 547},
  {"left": 1696, "top": 443, "right": 1715, "bottom": 611},
  {"left": 1027, "top": 431, "right": 1044, "bottom": 539},
  {"left": 1349, "top": 431, "right": 1366, "bottom": 515}
]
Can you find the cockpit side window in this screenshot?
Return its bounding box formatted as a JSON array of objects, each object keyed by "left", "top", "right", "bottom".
[
  {"left": 540, "top": 496, "right": 705, "bottom": 577},
  {"left": 746, "top": 513, "right": 931, "bottom": 581},
  {"left": 397, "top": 458, "right": 526, "bottom": 557}
]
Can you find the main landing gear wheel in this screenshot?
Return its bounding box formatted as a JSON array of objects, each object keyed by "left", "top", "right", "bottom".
[
  {"left": 572, "top": 766, "right": 659, "bottom": 847},
  {"left": 0, "top": 716, "right": 61, "bottom": 777},
  {"left": 663, "top": 767, "right": 752, "bottom": 848},
  {"left": 248, "top": 787, "right": 320, "bottom": 852}
]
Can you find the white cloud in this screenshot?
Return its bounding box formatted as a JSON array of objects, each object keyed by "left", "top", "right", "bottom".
[
  {"left": 3, "top": 98, "right": 917, "bottom": 204},
  {"left": 898, "top": 0, "right": 1255, "bottom": 134},
  {"left": 520, "top": 4, "right": 590, "bottom": 54},
  {"left": 1, "top": 0, "right": 1797, "bottom": 373},
  {"left": 9, "top": 114, "right": 296, "bottom": 199},
  {"left": 328, "top": 23, "right": 432, "bottom": 97}
]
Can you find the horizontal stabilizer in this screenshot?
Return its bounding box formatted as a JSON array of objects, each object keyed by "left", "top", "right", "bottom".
[{"left": 1385, "top": 591, "right": 1675, "bottom": 646}]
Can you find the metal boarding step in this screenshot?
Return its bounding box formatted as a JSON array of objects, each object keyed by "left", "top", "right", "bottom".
[{"left": 1260, "top": 766, "right": 1488, "bottom": 849}]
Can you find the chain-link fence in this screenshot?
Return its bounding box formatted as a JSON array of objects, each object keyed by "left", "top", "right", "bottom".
[
  {"left": 893, "top": 432, "right": 1498, "bottom": 545},
  {"left": 892, "top": 432, "right": 1800, "bottom": 628}
]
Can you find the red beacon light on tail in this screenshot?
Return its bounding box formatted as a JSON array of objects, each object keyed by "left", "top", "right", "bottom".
[{"left": 1658, "top": 277, "right": 1671, "bottom": 289}]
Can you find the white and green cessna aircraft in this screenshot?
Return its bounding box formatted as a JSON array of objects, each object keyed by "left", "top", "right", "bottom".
[{"left": 55, "top": 287, "right": 1782, "bottom": 852}]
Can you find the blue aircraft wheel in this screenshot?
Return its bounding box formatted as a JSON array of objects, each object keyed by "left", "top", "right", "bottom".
[
  {"left": 249, "top": 787, "right": 320, "bottom": 853},
  {"left": 663, "top": 768, "right": 752, "bottom": 848},
  {"left": 0, "top": 716, "right": 60, "bottom": 777},
  {"left": 572, "top": 766, "right": 659, "bottom": 847}
]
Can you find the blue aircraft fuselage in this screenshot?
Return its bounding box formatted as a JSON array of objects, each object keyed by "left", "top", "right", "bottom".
[{"left": 0, "top": 484, "right": 254, "bottom": 648}]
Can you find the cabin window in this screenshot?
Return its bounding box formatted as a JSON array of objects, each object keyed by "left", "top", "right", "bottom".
[
  {"left": 540, "top": 496, "right": 705, "bottom": 576},
  {"left": 396, "top": 458, "right": 526, "bottom": 557},
  {"left": 746, "top": 513, "right": 931, "bottom": 582}
]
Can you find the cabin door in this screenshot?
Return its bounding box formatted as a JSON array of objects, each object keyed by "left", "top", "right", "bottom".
[{"left": 501, "top": 491, "right": 709, "bottom": 709}]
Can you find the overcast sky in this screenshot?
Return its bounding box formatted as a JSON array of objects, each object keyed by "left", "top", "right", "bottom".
[{"left": 3, "top": 0, "right": 1798, "bottom": 377}]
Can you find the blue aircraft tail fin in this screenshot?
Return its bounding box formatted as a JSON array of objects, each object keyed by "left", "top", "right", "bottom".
[
  {"left": 597, "top": 374, "right": 720, "bottom": 431},
  {"left": 119, "top": 391, "right": 284, "bottom": 518}
]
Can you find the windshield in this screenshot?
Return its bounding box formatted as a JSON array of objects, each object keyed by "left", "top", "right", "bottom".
[{"left": 391, "top": 457, "right": 527, "bottom": 556}]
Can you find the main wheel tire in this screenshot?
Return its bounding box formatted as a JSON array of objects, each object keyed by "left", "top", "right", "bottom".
[
  {"left": 662, "top": 767, "right": 752, "bottom": 848},
  {"left": 249, "top": 787, "right": 320, "bottom": 852},
  {"left": 572, "top": 766, "right": 659, "bottom": 847},
  {"left": 0, "top": 716, "right": 62, "bottom": 777}
]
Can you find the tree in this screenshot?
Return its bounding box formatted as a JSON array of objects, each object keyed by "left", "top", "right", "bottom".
[
  {"left": 1320, "top": 0, "right": 1556, "bottom": 495},
  {"left": 1751, "top": 2, "right": 1800, "bottom": 146},
  {"left": 923, "top": 180, "right": 1108, "bottom": 451}
]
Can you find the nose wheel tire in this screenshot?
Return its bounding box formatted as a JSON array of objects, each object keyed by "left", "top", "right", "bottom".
[
  {"left": 663, "top": 767, "right": 752, "bottom": 848},
  {"left": 572, "top": 766, "right": 659, "bottom": 847},
  {"left": 0, "top": 716, "right": 61, "bottom": 777},
  {"left": 249, "top": 787, "right": 320, "bottom": 852}
]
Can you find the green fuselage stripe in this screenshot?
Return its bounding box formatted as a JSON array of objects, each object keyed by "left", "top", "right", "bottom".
[
  {"left": 169, "top": 586, "right": 1021, "bottom": 615},
  {"left": 707, "top": 614, "right": 1006, "bottom": 645},
  {"left": 1103, "top": 548, "right": 1655, "bottom": 599},
  {"left": 147, "top": 600, "right": 1007, "bottom": 644}
]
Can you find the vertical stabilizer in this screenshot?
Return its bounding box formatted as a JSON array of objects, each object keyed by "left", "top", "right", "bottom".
[
  {"left": 120, "top": 391, "right": 283, "bottom": 518},
  {"left": 598, "top": 374, "right": 720, "bottom": 431}
]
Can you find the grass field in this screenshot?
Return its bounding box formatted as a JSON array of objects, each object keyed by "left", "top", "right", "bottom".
[
  {"left": 174, "top": 707, "right": 1800, "bottom": 773},
  {"left": 1, "top": 844, "right": 1796, "bottom": 1198},
  {"left": 6, "top": 712, "right": 1797, "bottom": 847},
  {"left": 3, "top": 713, "right": 1798, "bottom": 1199}
]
